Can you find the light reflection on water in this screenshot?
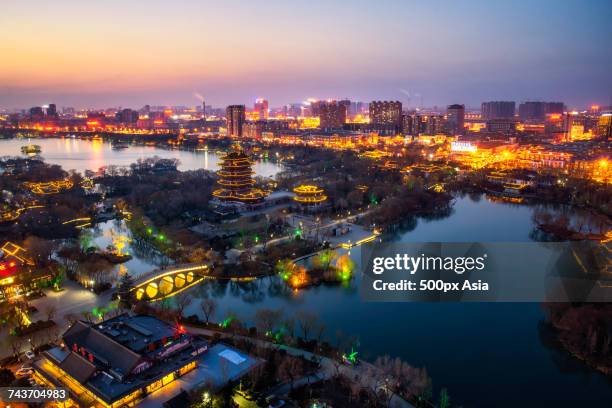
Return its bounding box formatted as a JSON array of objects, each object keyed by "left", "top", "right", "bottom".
[{"left": 0, "top": 137, "right": 282, "bottom": 177}]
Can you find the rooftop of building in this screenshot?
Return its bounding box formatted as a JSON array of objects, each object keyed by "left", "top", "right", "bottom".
[{"left": 37, "top": 314, "right": 209, "bottom": 405}]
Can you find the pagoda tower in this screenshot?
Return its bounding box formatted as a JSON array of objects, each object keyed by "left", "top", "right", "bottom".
[{"left": 213, "top": 145, "right": 267, "bottom": 203}]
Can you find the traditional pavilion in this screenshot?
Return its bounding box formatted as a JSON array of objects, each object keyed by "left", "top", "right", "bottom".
[
  {"left": 212, "top": 145, "right": 268, "bottom": 205},
  {"left": 293, "top": 184, "right": 328, "bottom": 211}
]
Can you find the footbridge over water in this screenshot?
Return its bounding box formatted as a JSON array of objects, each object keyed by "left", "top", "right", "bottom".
[{"left": 131, "top": 263, "right": 211, "bottom": 301}]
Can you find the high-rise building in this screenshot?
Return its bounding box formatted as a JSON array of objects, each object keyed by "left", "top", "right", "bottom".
[
  {"left": 116, "top": 108, "right": 139, "bottom": 124},
  {"left": 426, "top": 115, "right": 446, "bottom": 135},
  {"left": 338, "top": 99, "right": 351, "bottom": 117},
  {"left": 401, "top": 114, "right": 413, "bottom": 135},
  {"left": 29, "top": 106, "right": 44, "bottom": 121},
  {"left": 226, "top": 105, "right": 246, "bottom": 137},
  {"left": 481, "top": 101, "right": 515, "bottom": 120},
  {"left": 46, "top": 104, "right": 57, "bottom": 117},
  {"left": 254, "top": 98, "right": 268, "bottom": 120},
  {"left": 446, "top": 104, "right": 465, "bottom": 135},
  {"left": 545, "top": 102, "right": 564, "bottom": 116},
  {"left": 319, "top": 101, "right": 347, "bottom": 129},
  {"left": 309, "top": 100, "right": 323, "bottom": 117},
  {"left": 369, "top": 101, "right": 402, "bottom": 130},
  {"left": 518, "top": 101, "right": 565, "bottom": 122}
]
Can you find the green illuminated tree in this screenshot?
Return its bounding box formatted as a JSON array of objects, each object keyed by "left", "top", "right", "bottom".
[
  {"left": 275, "top": 258, "right": 297, "bottom": 281},
  {"left": 312, "top": 249, "right": 338, "bottom": 272},
  {"left": 439, "top": 388, "right": 450, "bottom": 408}
]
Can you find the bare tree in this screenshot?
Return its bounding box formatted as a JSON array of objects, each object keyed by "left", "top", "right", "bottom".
[
  {"left": 254, "top": 308, "right": 283, "bottom": 335},
  {"left": 174, "top": 292, "right": 192, "bottom": 319},
  {"left": 296, "top": 310, "right": 318, "bottom": 341},
  {"left": 9, "top": 336, "right": 24, "bottom": 359},
  {"left": 277, "top": 356, "right": 305, "bottom": 391},
  {"left": 199, "top": 298, "right": 217, "bottom": 324}
]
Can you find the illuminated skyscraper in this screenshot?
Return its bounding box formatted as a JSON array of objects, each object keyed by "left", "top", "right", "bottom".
[
  {"left": 254, "top": 98, "right": 269, "bottom": 120},
  {"left": 226, "top": 105, "right": 245, "bottom": 137},
  {"left": 319, "top": 100, "right": 347, "bottom": 129},
  {"left": 369, "top": 101, "right": 402, "bottom": 131},
  {"left": 446, "top": 104, "right": 465, "bottom": 135},
  {"left": 518, "top": 101, "right": 565, "bottom": 122},
  {"left": 481, "top": 101, "right": 515, "bottom": 120}
]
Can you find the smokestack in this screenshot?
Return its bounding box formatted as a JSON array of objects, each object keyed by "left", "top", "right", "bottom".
[{"left": 202, "top": 101, "right": 206, "bottom": 120}]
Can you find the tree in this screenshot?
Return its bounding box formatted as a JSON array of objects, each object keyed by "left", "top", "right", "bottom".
[
  {"left": 439, "top": 388, "right": 450, "bottom": 408},
  {"left": 296, "top": 310, "right": 318, "bottom": 341},
  {"left": 312, "top": 249, "right": 338, "bottom": 272},
  {"left": 200, "top": 298, "right": 217, "bottom": 324},
  {"left": 254, "top": 308, "right": 283, "bottom": 335},
  {"left": 277, "top": 355, "right": 305, "bottom": 391},
  {"left": 118, "top": 272, "right": 135, "bottom": 310},
  {"left": 174, "top": 292, "right": 192, "bottom": 318},
  {"left": 9, "top": 336, "right": 24, "bottom": 359}
]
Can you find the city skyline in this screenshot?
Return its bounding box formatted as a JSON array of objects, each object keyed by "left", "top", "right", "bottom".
[{"left": 1, "top": 0, "right": 611, "bottom": 109}]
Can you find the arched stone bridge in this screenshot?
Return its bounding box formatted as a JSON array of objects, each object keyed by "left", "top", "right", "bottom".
[{"left": 131, "top": 263, "right": 210, "bottom": 302}]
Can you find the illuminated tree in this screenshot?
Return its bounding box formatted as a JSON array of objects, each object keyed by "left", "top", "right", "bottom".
[
  {"left": 312, "top": 249, "right": 338, "bottom": 272},
  {"left": 275, "top": 258, "right": 298, "bottom": 281},
  {"left": 335, "top": 254, "right": 355, "bottom": 282},
  {"left": 439, "top": 388, "right": 450, "bottom": 408}
]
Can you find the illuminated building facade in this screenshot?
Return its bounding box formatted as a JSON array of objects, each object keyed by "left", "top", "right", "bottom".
[
  {"left": 1, "top": 241, "right": 52, "bottom": 301},
  {"left": 486, "top": 119, "right": 517, "bottom": 135},
  {"left": 226, "top": 105, "right": 246, "bottom": 137},
  {"left": 369, "top": 101, "right": 402, "bottom": 132},
  {"left": 446, "top": 104, "right": 465, "bottom": 135},
  {"left": 481, "top": 101, "right": 515, "bottom": 120},
  {"left": 518, "top": 101, "right": 564, "bottom": 122},
  {"left": 319, "top": 100, "right": 347, "bottom": 129},
  {"left": 596, "top": 114, "right": 612, "bottom": 139},
  {"left": 33, "top": 314, "right": 207, "bottom": 408},
  {"left": 254, "top": 98, "right": 269, "bottom": 120},
  {"left": 213, "top": 145, "right": 268, "bottom": 204},
  {"left": 115, "top": 108, "right": 139, "bottom": 125},
  {"left": 408, "top": 114, "right": 446, "bottom": 136}
]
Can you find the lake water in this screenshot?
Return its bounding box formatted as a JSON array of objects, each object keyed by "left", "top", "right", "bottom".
[
  {"left": 181, "top": 194, "right": 612, "bottom": 407},
  {"left": 0, "top": 136, "right": 281, "bottom": 177},
  {"left": 3, "top": 136, "right": 610, "bottom": 406}
]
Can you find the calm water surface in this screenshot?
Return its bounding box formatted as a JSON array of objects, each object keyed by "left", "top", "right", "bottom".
[
  {"left": 181, "top": 196, "right": 612, "bottom": 407},
  {"left": 3, "top": 137, "right": 610, "bottom": 406},
  {"left": 0, "top": 137, "right": 281, "bottom": 177}
]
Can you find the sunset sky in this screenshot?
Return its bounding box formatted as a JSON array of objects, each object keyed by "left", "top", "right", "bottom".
[{"left": 1, "top": 0, "right": 611, "bottom": 109}]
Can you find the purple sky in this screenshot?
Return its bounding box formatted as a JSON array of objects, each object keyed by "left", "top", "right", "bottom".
[{"left": 1, "top": 0, "right": 611, "bottom": 110}]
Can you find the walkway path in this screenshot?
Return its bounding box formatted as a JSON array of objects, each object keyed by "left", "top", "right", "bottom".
[{"left": 184, "top": 325, "right": 415, "bottom": 408}]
